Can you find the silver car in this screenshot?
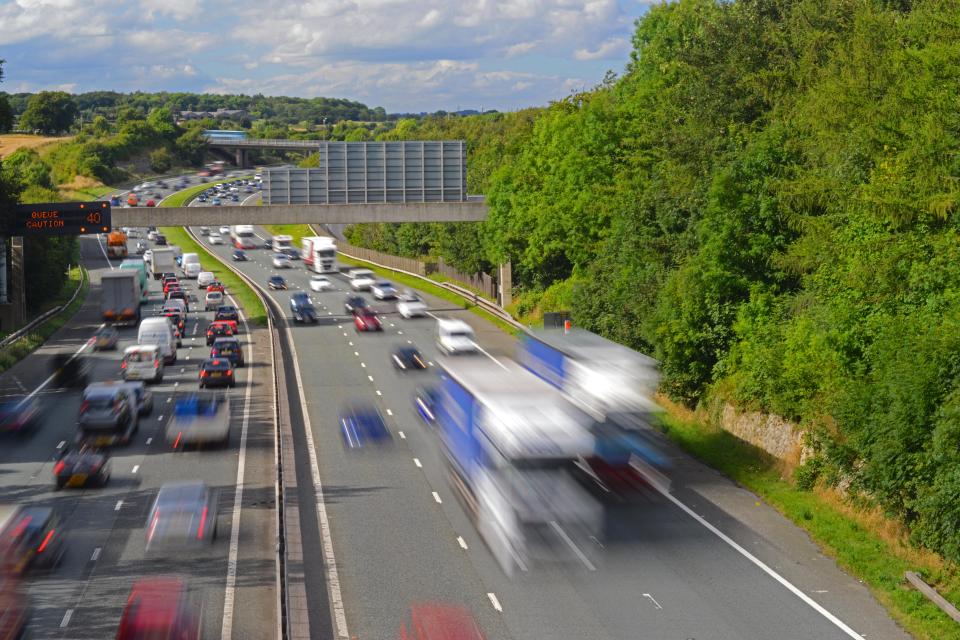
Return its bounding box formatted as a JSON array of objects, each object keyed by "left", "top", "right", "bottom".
[{"left": 146, "top": 481, "right": 218, "bottom": 549}]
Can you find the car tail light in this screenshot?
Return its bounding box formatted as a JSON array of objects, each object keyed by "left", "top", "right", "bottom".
[
  {"left": 53, "top": 461, "right": 65, "bottom": 475},
  {"left": 37, "top": 529, "right": 55, "bottom": 553},
  {"left": 226, "top": 369, "right": 233, "bottom": 376},
  {"left": 79, "top": 400, "right": 89, "bottom": 413},
  {"left": 154, "top": 359, "right": 160, "bottom": 369},
  {"left": 197, "top": 505, "right": 209, "bottom": 539},
  {"left": 120, "top": 361, "right": 127, "bottom": 369},
  {"left": 200, "top": 370, "right": 208, "bottom": 378}
]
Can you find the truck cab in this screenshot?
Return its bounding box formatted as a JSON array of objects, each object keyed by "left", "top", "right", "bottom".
[{"left": 436, "top": 319, "right": 478, "bottom": 355}]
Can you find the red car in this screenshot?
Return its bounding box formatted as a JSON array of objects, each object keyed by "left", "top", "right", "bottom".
[
  {"left": 206, "top": 282, "right": 225, "bottom": 294},
  {"left": 115, "top": 578, "right": 200, "bottom": 640},
  {"left": 162, "top": 280, "right": 181, "bottom": 295},
  {"left": 399, "top": 604, "right": 485, "bottom": 640},
  {"left": 145, "top": 199, "right": 157, "bottom": 208},
  {"left": 353, "top": 308, "right": 382, "bottom": 332},
  {"left": 205, "top": 322, "right": 234, "bottom": 346}
]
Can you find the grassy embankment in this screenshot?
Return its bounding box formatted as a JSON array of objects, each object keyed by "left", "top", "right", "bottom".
[
  {"left": 0, "top": 266, "right": 88, "bottom": 374},
  {"left": 657, "top": 399, "right": 960, "bottom": 640},
  {"left": 262, "top": 224, "right": 520, "bottom": 335}
]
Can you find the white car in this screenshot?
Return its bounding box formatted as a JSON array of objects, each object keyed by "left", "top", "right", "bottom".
[
  {"left": 197, "top": 271, "right": 216, "bottom": 288},
  {"left": 309, "top": 275, "right": 333, "bottom": 292},
  {"left": 199, "top": 226, "right": 209, "bottom": 235},
  {"left": 397, "top": 293, "right": 428, "bottom": 318},
  {"left": 349, "top": 269, "right": 375, "bottom": 291},
  {"left": 272, "top": 253, "right": 291, "bottom": 269},
  {"left": 147, "top": 231, "right": 159, "bottom": 241},
  {"left": 436, "top": 318, "right": 479, "bottom": 355},
  {"left": 219, "top": 226, "right": 230, "bottom": 235},
  {"left": 371, "top": 281, "right": 397, "bottom": 300},
  {"left": 209, "top": 233, "right": 224, "bottom": 245},
  {"left": 143, "top": 249, "right": 154, "bottom": 264},
  {"left": 205, "top": 291, "right": 224, "bottom": 311}
]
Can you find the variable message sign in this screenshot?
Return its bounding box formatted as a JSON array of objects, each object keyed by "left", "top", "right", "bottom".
[{"left": 8, "top": 202, "right": 111, "bottom": 236}]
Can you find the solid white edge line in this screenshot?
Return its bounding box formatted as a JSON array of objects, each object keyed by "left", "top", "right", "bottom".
[
  {"left": 654, "top": 486, "right": 864, "bottom": 639},
  {"left": 96, "top": 234, "right": 115, "bottom": 270},
  {"left": 487, "top": 593, "right": 502, "bottom": 613},
  {"left": 60, "top": 608, "right": 74, "bottom": 628},
  {"left": 220, "top": 284, "right": 256, "bottom": 640}
]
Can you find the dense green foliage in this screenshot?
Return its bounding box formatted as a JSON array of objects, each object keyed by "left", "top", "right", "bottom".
[
  {"left": 342, "top": 0, "right": 960, "bottom": 563},
  {"left": 19, "top": 91, "right": 79, "bottom": 134}
]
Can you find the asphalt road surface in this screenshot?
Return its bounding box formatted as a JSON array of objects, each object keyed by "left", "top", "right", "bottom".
[
  {"left": 190, "top": 223, "right": 911, "bottom": 640},
  {"left": 0, "top": 229, "right": 276, "bottom": 639}
]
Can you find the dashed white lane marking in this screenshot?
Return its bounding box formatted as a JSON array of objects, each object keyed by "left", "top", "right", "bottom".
[
  {"left": 376, "top": 390, "right": 382, "bottom": 396},
  {"left": 158, "top": 415, "right": 164, "bottom": 421},
  {"left": 180, "top": 368, "right": 186, "bottom": 373},
  {"left": 413, "top": 458, "right": 422, "bottom": 468},
  {"left": 487, "top": 593, "right": 503, "bottom": 612},
  {"left": 114, "top": 500, "right": 123, "bottom": 511},
  {"left": 60, "top": 608, "right": 74, "bottom": 628},
  {"left": 367, "top": 375, "right": 374, "bottom": 382},
  {"left": 397, "top": 331, "right": 403, "bottom": 335},
  {"left": 361, "top": 363, "right": 366, "bottom": 368},
  {"left": 132, "top": 465, "right": 140, "bottom": 474},
  {"left": 354, "top": 352, "right": 359, "bottom": 357},
  {"left": 398, "top": 431, "right": 405, "bottom": 439},
  {"left": 57, "top": 440, "right": 66, "bottom": 449},
  {"left": 457, "top": 536, "right": 468, "bottom": 550},
  {"left": 432, "top": 492, "right": 442, "bottom": 504},
  {"left": 90, "top": 547, "right": 101, "bottom": 562},
  {"left": 642, "top": 593, "right": 663, "bottom": 610},
  {"left": 174, "top": 381, "right": 179, "bottom": 387},
  {"left": 386, "top": 409, "right": 393, "bottom": 416},
  {"left": 407, "top": 340, "right": 413, "bottom": 344},
  {"left": 348, "top": 341, "right": 353, "bottom": 346},
  {"left": 146, "top": 437, "right": 153, "bottom": 445},
  {"left": 167, "top": 397, "right": 173, "bottom": 403},
  {"left": 343, "top": 332, "right": 348, "bottom": 337}
]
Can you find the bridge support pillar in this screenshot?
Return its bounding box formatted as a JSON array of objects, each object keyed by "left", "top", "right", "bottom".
[
  {"left": 498, "top": 260, "right": 512, "bottom": 309},
  {"left": 235, "top": 148, "right": 248, "bottom": 168},
  {"left": 0, "top": 237, "right": 26, "bottom": 333}
]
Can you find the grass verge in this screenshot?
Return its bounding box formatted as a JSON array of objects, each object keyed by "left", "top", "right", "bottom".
[
  {"left": 262, "top": 225, "right": 313, "bottom": 247},
  {"left": 157, "top": 226, "right": 267, "bottom": 326},
  {"left": 656, "top": 399, "right": 960, "bottom": 640},
  {"left": 0, "top": 266, "right": 88, "bottom": 375}
]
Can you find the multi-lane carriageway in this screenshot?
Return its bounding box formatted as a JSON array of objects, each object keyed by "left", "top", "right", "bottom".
[{"left": 0, "top": 216, "right": 910, "bottom": 638}]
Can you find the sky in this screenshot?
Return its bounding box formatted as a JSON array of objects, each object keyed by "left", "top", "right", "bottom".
[{"left": 0, "top": 0, "right": 651, "bottom": 113}]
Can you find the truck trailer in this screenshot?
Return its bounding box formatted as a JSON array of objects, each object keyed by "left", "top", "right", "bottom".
[
  {"left": 107, "top": 230, "right": 128, "bottom": 259},
  {"left": 301, "top": 236, "right": 337, "bottom": 273},
  {"left": 517, "top": 328, "right": 665, "bottom": 496},
  {"left": 100, "top": 271, "right": 141, "bottom": 326},
  {"left": 118, "top": 259, "right": 149, "bottom": 304},
  {"left": 149, "top": 248, "right": 176, "bottom": 279},
  {"left": 434, "top": 357, "right": 601, "bottom": 574}
]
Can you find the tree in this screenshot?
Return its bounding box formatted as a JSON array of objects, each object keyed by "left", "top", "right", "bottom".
[
  {"left": 0, "top": 60, "right": 11, "bottom": 132},
  {"left": 149, "top": 147, "right": 173, "bottom": 173},
  {"left": 174, "top": 126, "right": 207, "bottom": 166},
  {"left": 19, "top": 91, "right": 78, "bottom": 134}
]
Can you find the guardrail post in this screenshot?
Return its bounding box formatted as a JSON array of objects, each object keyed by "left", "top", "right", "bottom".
[{"left": 498, "top": 260, "right": 512, "bottom": 308}]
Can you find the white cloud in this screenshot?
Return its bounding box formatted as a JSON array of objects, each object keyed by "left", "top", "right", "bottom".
[
  {"left": 573, "top": 36, "right": 629, "bottom": 60},
  {"left": 138, "top": 0, "right": 200, "bottom": 21}
]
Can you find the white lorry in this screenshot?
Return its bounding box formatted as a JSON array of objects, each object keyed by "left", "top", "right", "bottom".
[
  {"left": 100, "top": 271, "right": 141, "bottom": 326},
  {"left": 302, "top": 236, "right": 337, "bottom": 273},
  {"left": 149, "top": 247, "right": 176, "bottom": 279}
]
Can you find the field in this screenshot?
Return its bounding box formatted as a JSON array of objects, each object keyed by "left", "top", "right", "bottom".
[{"left": 0, "top": 133, "right": 71, "bottom": 158}]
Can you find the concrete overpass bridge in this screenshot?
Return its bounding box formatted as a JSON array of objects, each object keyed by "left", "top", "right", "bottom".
[{"left": 205, "top": 137, "right": 323, "bottom": 167}]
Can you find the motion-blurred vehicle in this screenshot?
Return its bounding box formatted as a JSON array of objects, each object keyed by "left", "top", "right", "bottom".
[
  {"left": 0, "top": 505, "right": 65, "bottom": 572},
  {"left": 77, "top": 382, "right": 139, "bottom": 446},
  {"left": 139, "top": 316, "right": 177, "bottom": 364},
  {"left": 0, "top": 398, "right": 40, "bottom": 436},
  {"left": 210, "top": 337, "right": 244, "bottom": 367},
  {"left": 268, "top": 275, "right": 287, "bottom": 290},
  {"left": 107, "top": 229, "right": 129, "bottom": 259},
  {"left": 0, "top": 565, "right": 28, "bottom": 639},
  {"left": 231, "top": 249, "right": 247, "bottom": 261},
  {"left": 127, "top": 193, "right": 139, "bottom": 207},
  {"left": 398, "top": 604, "right": 486, "bottom": 640},
  {"left": 214, "top": 305, "right": 239, "bottom": 326},
  {"left": 262, "top": 238, "right": 273, "bottom": 250},
  {"left": 208, "top": 233, "right": 223, "bottom": 244},
  {"left": 392, "top": 346, "right": 427, "bottom": 370},
  {"left": 344, "top": 295, "right": 367, "bottom": 314},
  {"left": 280, "top": 247, "right": 300, "bottom": 260},
  {"left": 147, "top": 230, "right": 158, "bottom": 241},
  {"left": 412, "top": 386, "right": 438, "bottom": 426},
  {"left": 198, "top": 358, "right": 235, "bottom": 389},
  {"left": 146, "top": 482, "right": 218, "bottom": 549},
  {"left": 289, "top": 293, "right": 318, "bottom": 323},
  {"left": 115, "top": 578, "right": 202, "bottom": 640},
  {"left": 434, "top": 358, "right": 601, "bottom": 575},
  {"left": 205, "top": 322, "right": 233, "bottom": 346},
  {"left": 272, "top": 253, "right": 291, "bottom": 269},
  {"left": 93, "top": 325, "right": 120, "bottom": 351},
  {"left": 371, "top": 281, "right": 397, "bottom": 300},
  {"left": 122, "top": 345, "right": 164, "bottom": 383},
  {"left": 197, "top": 271, "right": 215, "bottom": 288},
  {"left": 145, "top": 199, "right": 156, "bottom": 208},
  {"left": 353, "top": 308, "right": 382, "bottom": 332},
  {"left": 183, "top": 262, "right": 202, "bottom": 279},
  {"left": 339, "top": 404, "right": 392, "bottom": 449},
  {"left": 197, "top": 195, "right": 208, "bottom": 203},
  {"left": 54, "top": 445, "right": 111, "bottom": 489},
  {"left": 348, "top": 268, "right": 375, "bottom": 291},
  {"left": 167, "top": 394, "right": 231, "bottom": 446},
  {"left": 309, "top": 275, "right": 332, "bottom": 292},
  {"left": 211, "top": 198, "right": 222, "bottom": 206},
  {"left": 218, "top": 226, "right": 230, "bottom": 235},
  {"left": 397, "top": 292, "right": 428, "bottom": 318},
  {"left": 436, "top": 319, "right": 478, "bottom": 355},
  {"left": 206, "top": 281, "right": 225, "bottom": 294},
  {"left": 142, "top": 249, "right": 153, "bottom": 263},
  {"left": 135, "top": 241, "right": 148, "bottom": 255},
  {"left": 50, "top": 353, "right": 92, "bottom": 388},
  {"left": 205, "top": 291, "right": 224, "bottom": 311},
  {"left": 154, "top": 233, "right": 167, "bottom": 245},
  {"left": 109, "top": 195, "right": 121, "bottom": 207},
  {"left": 199, "top": 227, "right": 209, "bottom": 235}
]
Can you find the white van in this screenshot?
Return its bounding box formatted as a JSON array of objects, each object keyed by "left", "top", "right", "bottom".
[
  {"left": 436, "top": 318, "right": 479, "bottom": 355},
  {"left": 122, "top": 345, "right": 164, "bottom": 383},
  {"left": 181, "top": 253, "right": 200, "bottom": 271},
  {"left": 138, "top": 317, "right": 177, "bottom": 364},
  {"left": 184, "top": 262, "right": 201, "bottom": 279},
  {"left": 204, "top": 291, "right": 224, "bottom": 311}
]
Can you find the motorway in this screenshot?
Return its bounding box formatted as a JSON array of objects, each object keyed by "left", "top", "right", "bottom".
[
  {"left": 0, "top": 225, "right": 277, "bottom": 638},
  {"left": 189, "top": 216, "right": 911, "bottom": 640}
]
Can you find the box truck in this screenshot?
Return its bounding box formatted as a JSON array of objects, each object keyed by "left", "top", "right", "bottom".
[{"left": 100, "top": 271, "right": 141, "bottom": 326}]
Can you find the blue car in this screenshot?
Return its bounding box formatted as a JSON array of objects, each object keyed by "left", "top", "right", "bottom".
[
  {"left": 232, "top": 249, "right": 247, "bottom": 261},
  {"left": 211, "top": 198, "right": 222, "bottom": 206},
  {"left": 412, "top": 386, "right": 438, "bottom": 427},
  {"left": 268, "top": 275, "right": 287, "bottom": 290},
  {"left": 339, "top": 405, "right": 392, "bottom": 449}
]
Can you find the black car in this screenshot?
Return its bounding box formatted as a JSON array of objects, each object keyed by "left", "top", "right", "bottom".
[
  {"left": 290, "top": 293, "right": 318, "bottom": 323},
  {"left": 215, "top": 306, "right": 240, "bottom": 323},
  {"left": 344, "top": 295, "right": 368, "bottom": 313},
  {"left": 263, "top": 239, "right": 273, "bottom": 250},
  {"left": 4, "top": 506, "right": 66, "bottom": 571},
  {"left": 199, "top": 358, "right": 236, "bottom": 388},
  {"left": 54, "top": 445, "right": 111, "bottom": 489},
  {"left": 391, "top": 346, "right": 427, "bottom": 371},
  {"left": 210, "top": 337, "right": 244, "bottom": 367},
  {"left": 281, "top": 247, "right": 300, "bottom": 260},
  {"left": 155, "top": 234, "right": 167, "bottom": 245},
  {"left": 268, "top": 275, "right": 287, "bottom": 290},
  {"left": 232, "top": 249, "right": 247, "bottom": 261}
]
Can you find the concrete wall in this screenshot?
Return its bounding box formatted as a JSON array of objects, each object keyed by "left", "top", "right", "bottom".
[
  {"left": 718, "top": 402, "right": 812, "bottom": 465},
  {"left": 112, "top": 201, "right": 488, "bottom": 227}
]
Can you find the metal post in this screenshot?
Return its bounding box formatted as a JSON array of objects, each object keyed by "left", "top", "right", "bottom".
[
  {"left": 498, "top": 260, "right": 512, "bottom": 308},
  {"left": 0, "top": 237, "right": 6, "bottom": 305},
  {"left": 10, "top": 237, "right": 25, "bottom": 326}
]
